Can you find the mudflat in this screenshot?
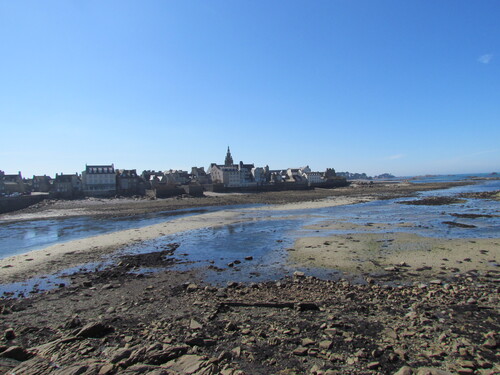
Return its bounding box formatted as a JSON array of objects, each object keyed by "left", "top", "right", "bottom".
[
  {"left": 0, "top": 181, "right": 471, "bottom": 222},
  {"left": 0, "top": 180, "right": 499, "bottom": 375}
]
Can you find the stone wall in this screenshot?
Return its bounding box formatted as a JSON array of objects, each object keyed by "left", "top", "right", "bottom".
[{"left": 0, "top": 195, "right": 47, "bottom": 214}]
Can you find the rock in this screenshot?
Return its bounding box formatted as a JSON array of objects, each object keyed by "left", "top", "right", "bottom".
[
  {"left": 75, "top": 322, "right": 114, "bottom": 338},
  {"left": 296, "top": 302, "right": 320, "bottom": 311},
  {"left": 292, "top": 346, "right": 309, "bottom": 356},
  {"left": 64, "top": 315, "right": 82, "bottom": 329},
  {"left": 384, "top": 266, "right": 399, "bottom": 272},
  {"left": 162, "top": 354, "right": 217, "bottom": 374},
  {"left": 224, "top": 322, "right": 239, "bottom": 331},
  {"left": 217, "top": 351, "right": 232, "bottom": 362},
  {"left": 143, "top": 345, "right": 189, "bottom": 365},
  {"left": 190, "top": 319, "right": 203, "bottom": 330},
  {"left": 393, "top": 366, "right": 413, "bottom": 375},
  {"left": 186, "top": 283, "right": 199, "bottom": 293},
  {"left": 4, "top": 329, "right": 15, "bottom": 340},
  {"left": 0, "top": 346, "right": 32, "bottom": 361},
  {"left": 367, "top": 362, "right": 380, "bottom": 370},
  {"left": 244, "top": 256, "right": 253, "bottom": 261},
  {"left": 231, "top": 347, "right": 241, "bottom": 358},
  {"left": 415, "top": 368, "right": 454, "bottom": 375},
  {"left": 8, "top": 356, "right": 54, "bottom": 374},
  {"left": 319, "top": 340, "right": 333, "bottom": 350},
  {"left": 59, "top": 364, "right": 97, "bottom": 374},
  {"left": 120, "top": 364, "right": 168, "bottom": 374},
  {"left": 293, "top": 271, "right": 305, "bottom": 278},
  {"left": 482, "top": 337, "right": 497, "bottom": 349},
  {"left": 98, "top": 364, "right": 115, "bottom": 375},
  {"left": 301, "top": 338, "right": 315, "bottom": 346},
  {"left": 106, "top": 307, "right": 115, "bottom": 314},
  {"left": 394, "top": 349, "right": 408, "bottom": 360},
  {"left": 459, "top": 361, "right": 476, "bottom": 369},
  {"left": 110, "top": 348, "right": 132, "bottom": 363},
  {"left": 383, "top": 327, "right": 398, "bottom": 340}
]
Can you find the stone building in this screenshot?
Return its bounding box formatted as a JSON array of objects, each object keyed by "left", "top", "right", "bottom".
[
  {"left": 32, "top": 175, "right": 52, "bottom": 192},
  {"left": 0, "top": 171, "right": 27, "bottom": 195},
  {"left": 116, "top": 169, "right": 144, "bottom": 196},
  {"left": 54, "top": 173, "right": 82, "bottom": 198}
]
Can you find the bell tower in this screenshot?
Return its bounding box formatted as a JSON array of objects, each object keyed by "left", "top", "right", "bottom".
[{"left": 224, "top": 146, "right": 234, "bottom": 166}]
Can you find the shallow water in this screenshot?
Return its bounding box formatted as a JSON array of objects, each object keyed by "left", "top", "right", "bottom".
[
  {"left": 0, "top": 205, "right": 257, "bottom": 258},
  {"left": 1, "top": 178, "right": 499, "bottom": 296},
  {"left": 109, "top": 179, "right": 500, "bottom": 285}
]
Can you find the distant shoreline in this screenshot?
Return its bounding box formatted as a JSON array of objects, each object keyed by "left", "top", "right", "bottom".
[{"left": 0, "top": 180, "right": 474, "bottom": 223}]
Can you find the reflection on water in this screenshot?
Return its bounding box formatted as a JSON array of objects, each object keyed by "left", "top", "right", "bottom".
[
  {"left": 0, "top": 206, "right": 258, "bottom": 258},
  {"left": 1, "top": 178, "right": 499, "bottom": 296}
]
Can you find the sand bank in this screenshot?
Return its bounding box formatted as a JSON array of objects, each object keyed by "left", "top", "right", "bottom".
[
  {"left": 245, "top": 196, "right": 373, "bottom": 211},
  {"left": 0, "top": 195, "right": 378, "bottom": 284},
  {"left": 0, "top": 210, "right": 247, "bottom": 284},
  {"left": 290, "top": 231, "right": 499, "bottom": 280}
]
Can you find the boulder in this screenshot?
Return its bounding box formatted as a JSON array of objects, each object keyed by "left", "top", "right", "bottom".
[
  {"left": 75, "top": 322, "right": 114, "bottom": 338},
  {"left": 0, "top": 346, "right": 32, "bottom": 361},
  {"left": 4, "top": 328, "right": 15, "bottom": 340}
]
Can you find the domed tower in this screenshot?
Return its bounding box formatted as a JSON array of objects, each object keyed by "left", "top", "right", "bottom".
[{"left": 224, "top": 147, "right": 234, "bottom": 166}]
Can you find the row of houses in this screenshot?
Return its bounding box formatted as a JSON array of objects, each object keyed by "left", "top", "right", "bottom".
[
  {"left": 208, "top": 148, "right": 343, "bottom": 188},
  {"left": 1, "top": 148, "right": 347, "bottom": 199}
]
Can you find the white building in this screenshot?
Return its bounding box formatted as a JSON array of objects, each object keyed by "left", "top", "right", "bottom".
[
  {"left": 82, "top": 164, "right": 116, "bottom": 196},
  {"left": 209, "top": 164, "right": 241, "bottom": 187},
  {"left": 302, "top": 171, "right": 324, "bottom": 184},
  {"left": 209, "top": 147, "right": 260, "bottom": 188}
]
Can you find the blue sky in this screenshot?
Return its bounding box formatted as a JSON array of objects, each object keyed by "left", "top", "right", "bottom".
[{"left": 1, "top": 1, "right": 499, "bottom": 177}]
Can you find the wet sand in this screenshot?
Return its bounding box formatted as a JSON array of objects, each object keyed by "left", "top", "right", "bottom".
[
  {"left": 0, "top": 196, "right": 372, "bottom": 284},
  {"left": 290, "top": 231, "right": 499, "bottom": 280},
  {"left": 0, "top": 210, "right": 243, "bottom": 284}
]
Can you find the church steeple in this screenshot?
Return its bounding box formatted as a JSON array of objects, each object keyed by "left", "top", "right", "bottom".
[{"left": 224, "top": 146, "right": 234, "bottom": 166}]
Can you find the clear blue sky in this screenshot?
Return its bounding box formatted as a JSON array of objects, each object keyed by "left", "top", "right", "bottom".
[{"left": 1, "top": 1, "right": 499, "bottom": 177}]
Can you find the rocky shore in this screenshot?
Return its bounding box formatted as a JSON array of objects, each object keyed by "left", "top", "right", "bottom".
[
  {"left": 1, "top": 180, "right": 499, "bottom": 374},
  {"left": 0, "top": 262, "right": 498, "bottom": 374}
]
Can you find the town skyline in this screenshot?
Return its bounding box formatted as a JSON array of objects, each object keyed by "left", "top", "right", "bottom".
[
  {"left": 1, "top": 145, "right": 394, "bottom": 181},
  {"left": 0, "top": 146, "right": 500, "bottom": 178},
  {"left": 2, "top": 1, "right": 499, "bottom": 177}
]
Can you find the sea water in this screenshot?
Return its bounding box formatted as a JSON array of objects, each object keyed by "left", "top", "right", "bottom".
[{"left": 1, "top": 175, "right": 499, "bottom": 295}]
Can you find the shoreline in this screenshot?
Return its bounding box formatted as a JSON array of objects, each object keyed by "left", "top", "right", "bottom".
[
  {"left": 1, "top": 180, "right": 499, "bottom": 374},
  {"left": 0, "top": 210, "right": 242, "bottom": 284},
  {"left": 0, "top": 180, "right": 474, "bottom": 223},
  {"left": 0, "top": 195, "right": 371, "bottom": 284},
  {"left": 0, "top": 180, "right": 487, "bottom": 285}
]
